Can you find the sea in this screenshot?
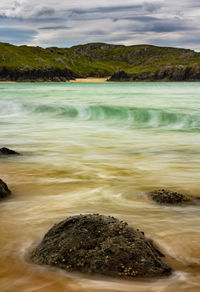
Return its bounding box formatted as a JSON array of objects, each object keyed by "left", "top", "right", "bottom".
[{"left": 0, "top": 82, "right": 200, "bottom": 292}]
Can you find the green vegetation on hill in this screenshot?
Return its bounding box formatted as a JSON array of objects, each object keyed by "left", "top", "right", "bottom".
[{"left": 0, "top": 42, "right": 200, "bottom": 78}]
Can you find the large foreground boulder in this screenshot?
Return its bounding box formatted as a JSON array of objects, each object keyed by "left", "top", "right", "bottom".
[
  {"left": 0, "top": 147, "right": 20, "bottom": 155},
  {"left": 148, "top": 189, "right": 192, "bottom": 205},
  {"left": 30, "top": 214, "right": 172, "bottom": 278},
  {"left": 0, "top": 179, "right": 11, "bottom": 199}
]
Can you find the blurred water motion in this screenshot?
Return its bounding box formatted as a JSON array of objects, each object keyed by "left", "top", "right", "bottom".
[{"left": 0, "top": 82, "right": 200, "bottom": 292}]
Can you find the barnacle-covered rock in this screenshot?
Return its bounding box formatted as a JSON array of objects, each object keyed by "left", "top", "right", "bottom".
[
  {"left": 30, "top": 214, "right": 172, "bottom": 278},
  {"left": 148, "top": 189, "right": 192, "bottom": 205}
]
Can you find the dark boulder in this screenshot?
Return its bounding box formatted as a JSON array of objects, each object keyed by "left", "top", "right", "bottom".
[
  {"left": 30, "top": 214, "right": 172, "bottom": 278},
  {"left": 148, "top": 189, "right": 192, "bottom": 205},
  {"left": 0, "top": 179, "right": 11, "bottom": 199},
  {"left": 0, "top": 147, "right": 20, "bottom": 155}
]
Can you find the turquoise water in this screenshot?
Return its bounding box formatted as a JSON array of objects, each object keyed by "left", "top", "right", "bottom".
[{"left": 0, "top": 82, "right": 200, "bottom": 292}]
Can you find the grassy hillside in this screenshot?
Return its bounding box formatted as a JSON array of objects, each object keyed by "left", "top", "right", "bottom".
[{"left": 0, "top": 42, "right": 200, "bottom": 77}]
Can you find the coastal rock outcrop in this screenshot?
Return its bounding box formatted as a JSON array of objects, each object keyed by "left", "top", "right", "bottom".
[
  {"left": 0, "top": 147, "right": 20, "bottom": 155},
  {"left": 0, "top": 179, "right": 11, "bottom": 199},
  {"left": 30, "top": 214, "right": 172, "bottom": 278},
  {"left": 154, "top": 64, "right": 200, "bottom": 81},
  {"left": 148, "top": 189, "right": 192, "bottom": 205},
  {"left": 108, "top": 70, "right": 132, "bottom": 81},
  {"left": 0, "top": 66, "right": 79, "bottom": 82},
  {"left": 108, "top": 65, "right": 200, "bottom": 82}
]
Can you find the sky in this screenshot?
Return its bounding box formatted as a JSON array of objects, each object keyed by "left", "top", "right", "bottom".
[{"left": 0, "top": 0, "right": 200, "bottom": 50}]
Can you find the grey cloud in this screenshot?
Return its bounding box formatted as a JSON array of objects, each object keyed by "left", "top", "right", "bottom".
[
  {"left": 183, "top": 0, "right": 200, "bottom": 8},
  {"left": 71, "top": 4, "right": 142, "bottom": 15},
  {"left": 39, "top": 25, "right": 71, "bottom": 30},
  {"left": 11, "top": 1, "right": 21, "bottom": 11},
  {"left": 114, "top": 15, "right": 193, "bottom": 34},
  {"left": 26, "top": 16, "right": 66, "bottom": 23},
  {"left": 68, "top": 2, "right": 163, "bottom": 21},
  {"left": 0, "top": 14, "right": 64, "bottom": 23},
  {"left": 117, "top": 16, "right": 160, "bottom": 22},
  {"left": 0, "top": 0, "right": 199, "bottom": 50},
  {"left": 63, "top": 3, "right": 163, "bottom": 24},
  {"left": 149, "top": 22, "right": 189, "bottom": 33},
  {"left": 143, "top": 2, "right": 161, "bottom": 12},
  {"left": 85, "top": 30, "right": 107, "bottom": 36},
  {"left": 36, "top": 7, "right": 55, "bottom": 17},
  {"left": 69, "top": 5, "right": 147, "bottom": 22}
]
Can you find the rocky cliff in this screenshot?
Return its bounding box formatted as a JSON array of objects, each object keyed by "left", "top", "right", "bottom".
[
  {"left": 108, "top": 65, "right": 200, "bottom": 81},
  {"left": 0, "top": 66, "right": 79, "bottom": 82}
]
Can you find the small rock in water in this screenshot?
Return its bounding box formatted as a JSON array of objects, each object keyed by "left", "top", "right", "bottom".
[
  {"left": 30, "top": 214, "right": 172, "bottom": 278},
  {"left": 148, "top": 189, "right": 192, "bottom": 205},
  {"left": 0, "top": 179, "right": 11, "bottom": 199},
  {"left": 0, "top": 147, "right": 20, "bottom": 156}
]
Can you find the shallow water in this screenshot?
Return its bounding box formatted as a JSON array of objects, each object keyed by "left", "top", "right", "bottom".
[{"left": 0, "top": 82, "right": 200, "bottom": 292}]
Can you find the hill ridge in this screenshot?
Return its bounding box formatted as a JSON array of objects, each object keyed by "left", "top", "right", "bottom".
[{"left": 0, "top": 42, "right": 200, "bottom": 81}]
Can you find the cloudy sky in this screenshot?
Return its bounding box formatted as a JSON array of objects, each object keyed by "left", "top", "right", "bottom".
[{"left": 0, "top": 0, "right": 200, "bottom": 50}]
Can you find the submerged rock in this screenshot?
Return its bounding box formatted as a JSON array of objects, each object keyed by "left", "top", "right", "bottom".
[
  {"left": 148, "top": 189, "right": 192, "bottom": 205},
  {"left": 0, "top": 147, "right": 20, "bottom": 155},
  {"left": 0, "top": 179, "right": 11, "bottom": 199},
  {"left": 30, "top": 214, "right": 172, "bottom": 278}
]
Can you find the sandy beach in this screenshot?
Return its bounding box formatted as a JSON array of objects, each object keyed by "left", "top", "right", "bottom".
[
  {"left": 70, "top": 77, "right": 109, "bottom": 83},
  {"left": 0, "top": 81, "right": 16, "bottom": 83},
  {"left": 0, "top": 79, "right": 109, "bottom": 83}
]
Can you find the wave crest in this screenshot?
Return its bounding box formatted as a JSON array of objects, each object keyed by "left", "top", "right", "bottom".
[{"left": 28, "top": 103, "right": 200, "bottom": 131}]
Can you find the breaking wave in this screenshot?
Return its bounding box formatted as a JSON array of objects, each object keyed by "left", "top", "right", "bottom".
[
  {"left": 28, "top": 103, "right": 200, "bottom": 131},
  {"left": 1, "top": 98, "right": 200, "bottom": 131}
]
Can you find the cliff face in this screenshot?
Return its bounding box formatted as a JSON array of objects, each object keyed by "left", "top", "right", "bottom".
[
  {"left": 108, "top": 65, "right": 200, "bottom": 81},
  {"left": 0, "top": 66, "right": 79, "bottom": 82},
  {"left": 154, "top": 64, "right": 200, "bottom": 81}
]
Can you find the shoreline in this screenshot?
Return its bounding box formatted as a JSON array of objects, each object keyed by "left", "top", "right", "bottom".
[
  {"left": 0, "top": 79, "right": 200, "bottom": 83},
  {"left": 70, "top": 77, "right": 109, "bottom": 83},
  {"left": 0, "top": 78, "right": 109, "bottom": 83}
]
